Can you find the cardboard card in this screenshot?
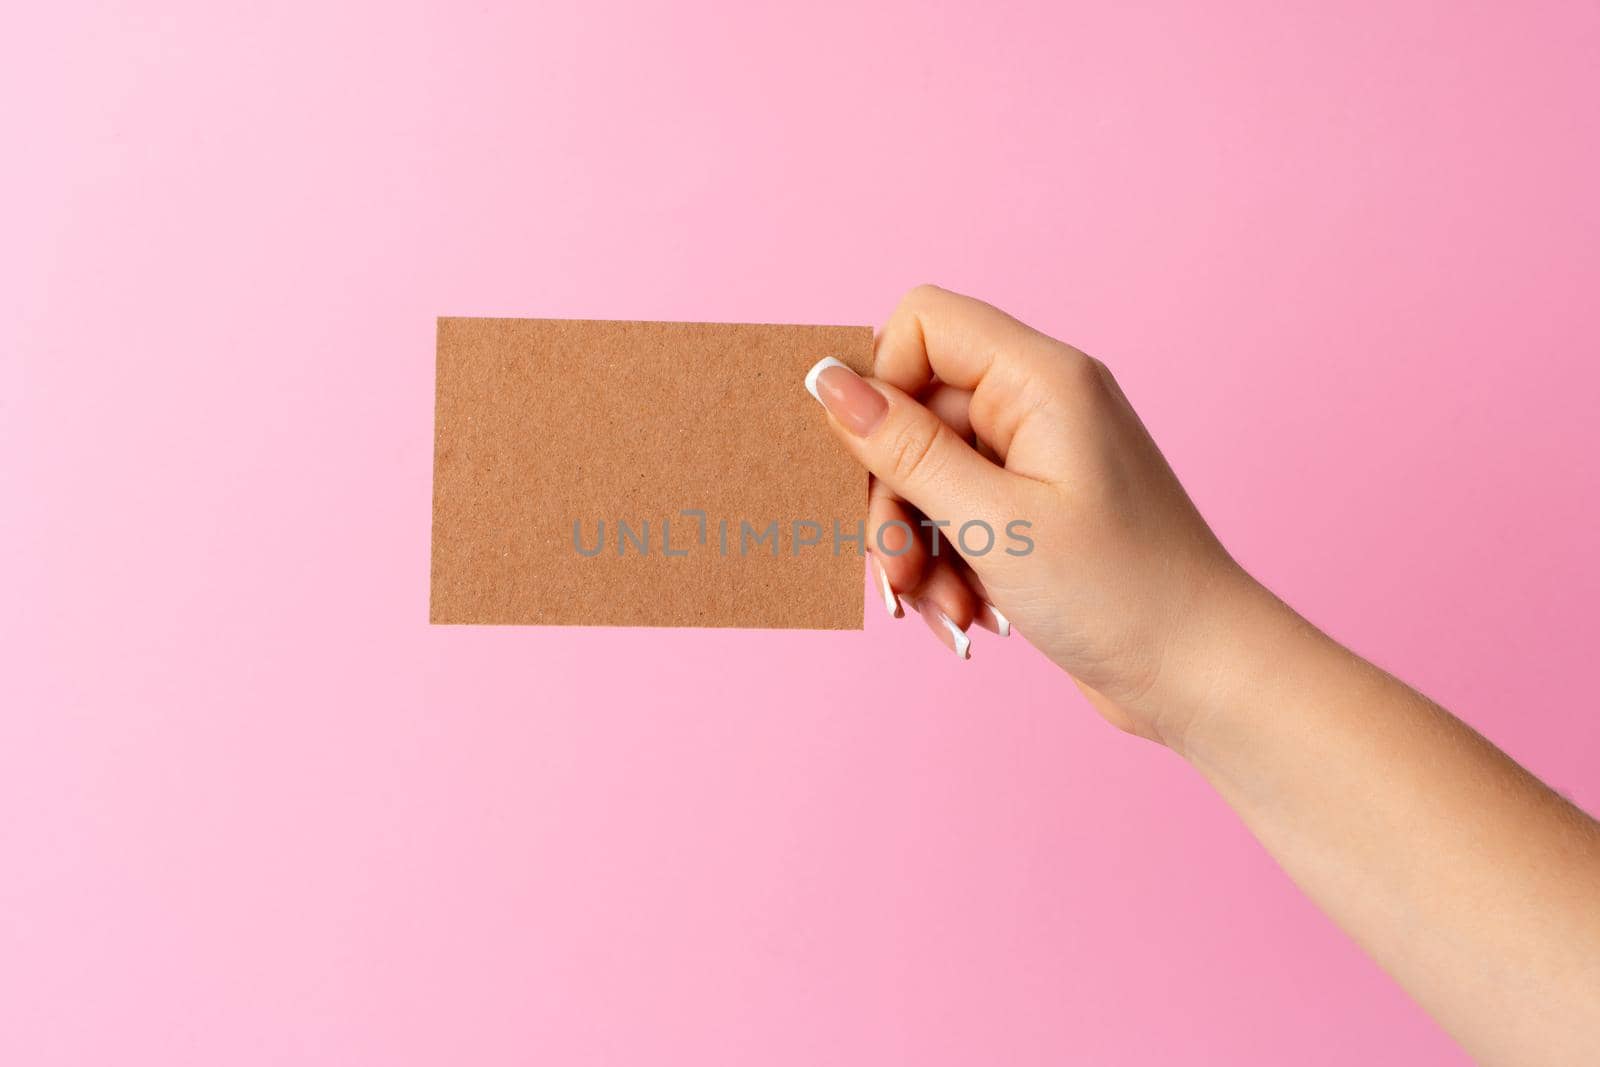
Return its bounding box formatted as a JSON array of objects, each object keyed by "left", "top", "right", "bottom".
[{"left": 430, "top": 317, "right": 873, "bottom": 629}]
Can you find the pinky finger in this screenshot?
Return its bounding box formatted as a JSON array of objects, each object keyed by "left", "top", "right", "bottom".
[{"left": 959, "top": 565, "right": 1014, "bottom": 638}]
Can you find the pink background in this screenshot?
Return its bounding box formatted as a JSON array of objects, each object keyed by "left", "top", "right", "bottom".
[{"left": 5, "top": 2, "right": 1598, "bottom": 1063}]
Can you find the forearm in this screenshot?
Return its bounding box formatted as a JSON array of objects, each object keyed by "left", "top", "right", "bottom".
[{"left": 1171, "top": 582, "right": 1600, "bottom": 1066}]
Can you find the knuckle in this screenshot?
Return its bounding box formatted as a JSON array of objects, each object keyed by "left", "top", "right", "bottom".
[
  {"left": 893, "top": 283, "right": 946, "bottom": 324},
  {"left": 1056, "top": 348, "right": 1111, "bottom": 395},
  {"left": 1063, "top": 347, "right": 1096, "bottom": 379},
  {"left": 1011, "top": 375, "right": 1059, "bottom": 421},
  {"left": 1084, "top": 355, "right": 1129, "bottom": 405},
  {"left": 885, "top": 417, "right": 945, "bottom": 485},
  {"left": 968, "top": 385, "right": 1003, "bottom": 432}
]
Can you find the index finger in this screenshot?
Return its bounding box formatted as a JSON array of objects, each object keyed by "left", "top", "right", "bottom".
[
  {"left": 872, "top": 284, "right": 1059, "bottom": 395},
  {"left": 874, "top": 285, "right": 1081, "bottom": 463}
]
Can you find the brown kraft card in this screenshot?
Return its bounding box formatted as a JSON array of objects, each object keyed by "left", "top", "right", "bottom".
[{"left": 430, "top": 317, "right": 873, "bottom": 629}]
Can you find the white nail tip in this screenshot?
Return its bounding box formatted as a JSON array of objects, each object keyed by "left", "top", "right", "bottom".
[
  {"left": 872, "top": 559, "right": 901, "bottom": 618},
  {"left": 989, "top": 604, "right": 1012, "bottom": 637},
  {"left": 804, "top": 357, "right": 849, "bottom": 401},
  {"left": 939, "top": 612, "right": 972, "bottom": 660}
]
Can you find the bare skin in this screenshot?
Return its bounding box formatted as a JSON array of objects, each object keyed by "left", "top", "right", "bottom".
[{"left": 805, "top": 285, "right": 1600, "bottom": 1066}]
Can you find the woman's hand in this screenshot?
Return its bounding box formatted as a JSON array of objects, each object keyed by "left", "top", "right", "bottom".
[
  {"left": 807, "top": 285, "right": 1600, "bottom": 1067},
  {"left": 806, "top": 284, "right": 1258, "bottom": 747}
]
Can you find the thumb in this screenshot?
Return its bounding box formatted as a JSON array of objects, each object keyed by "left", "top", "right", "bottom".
[{"left": 804, "top": 357, "right": 1016, "bottom": 543}]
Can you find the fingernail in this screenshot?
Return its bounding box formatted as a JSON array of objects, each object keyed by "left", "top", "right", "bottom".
[
  {"left": 870, "top": 555, "right": 902, "bottom": 619},
  {"left": 911, "top": 598, "right": 971, "bottom": 660},
  {"left": 974, "top": 602, "right": 1011, "bottom": 637},
  {"left": 804, "top": 357, "right": 888, "bottom": 437}
]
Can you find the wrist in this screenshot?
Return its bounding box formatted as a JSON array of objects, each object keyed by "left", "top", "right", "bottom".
[{"left": 1141, "top": 566, "right": 1319, "bottom": 763}]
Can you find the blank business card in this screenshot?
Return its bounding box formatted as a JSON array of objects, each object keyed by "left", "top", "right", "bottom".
[{"left": 429, "top": 317, "right": 872, "bottom": 629}]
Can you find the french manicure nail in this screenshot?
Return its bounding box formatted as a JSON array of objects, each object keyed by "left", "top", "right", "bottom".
[
  {"left": 975, "top": 601, "right": 1011, "bottom": 637},
  {"left": 913, "top": 599, "right": 972, "bottom": 660},
  {"left": 803, "top": 357, "right": 888, "bottom": 437},
  {"left": 870, "top": 555, "right": 902, "bottom": 619}
]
